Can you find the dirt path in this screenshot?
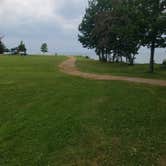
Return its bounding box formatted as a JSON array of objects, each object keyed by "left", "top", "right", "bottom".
[{"left": 59, "top": 56, "right": 166, "bottom": 87}]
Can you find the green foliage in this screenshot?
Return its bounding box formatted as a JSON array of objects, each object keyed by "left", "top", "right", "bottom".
[
  {"left": 135, "top": 0, "right": 166, "bottom": 72},
  {"left": 4, "top": 47, "right": 10, "bottom": 53},
  {"left": 11, "top": 47, "right": 19, "bottom": 55},
  {"left": 18, "top": 41, "right": 27, "bottom": 55},
  {"left": 0, "top": 56, "right": 165, "bottom": 165},
  {"left": 41, "top": 43, "right": 48, "bottom": 53},
  {"left": 78, "top": 0, "right": 141, "bottom": 63},
  {"left": 136, "top": 0, "right": 166, "bottom": 47},
  {"left": 78, "top": 0, "right": 166, "bottom": 70},
  {"left": 0, "top": 41, "right": 5, "bottom": 54}
]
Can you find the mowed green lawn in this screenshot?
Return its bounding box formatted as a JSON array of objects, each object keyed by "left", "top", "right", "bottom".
[
  {"left": 0, "top": 55, "right": 166, "bottom": 166},
  {"left": 76, "top": 58, "right": 166, "bottom": 80}
]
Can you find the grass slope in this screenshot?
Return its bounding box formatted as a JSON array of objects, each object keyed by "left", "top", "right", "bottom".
[
  {"left": 76, "top": 58, "right": 166, "bottom": 80},
  {"left": 0, "top": 56, "right": 166, "bottom": 166}
]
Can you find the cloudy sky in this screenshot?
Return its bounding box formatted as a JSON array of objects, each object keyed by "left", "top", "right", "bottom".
[
  {"left": 0, "top": 0, "right": 165, "bottom": 62},
  {"left": 0, "top": 0, "right": 92, "bottom": 54}
]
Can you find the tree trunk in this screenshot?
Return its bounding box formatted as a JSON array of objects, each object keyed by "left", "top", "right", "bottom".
[
  {"left": 101, "top": 49, "right": 104, "bottom": 62},
  {"left": 105, "top": 49, "right": 108, "bottom": 62},
  {"left": 149, "top": 41, "right": 155, "bottom": 73},
  {"left": 101, "top": 49, "right": 107, "bottom": 62},
  {"left": 129, "top": 54, "right": 135, "bottom": 65},
  {"left": 97, "top": 49, "right": 102, "bottom": 62},
  {"left": 129, "top": 58, "right": 134, "bottom": 65},
  {"left": 120, "top": 56, "right": 122, "bottom": 63},
  {"left": 126, "top": 57, "right": 128, "bottom": 63},
  {"left": 113, "top": 52, "right": 116, "bottom": 62},
  {"left": 98, "top": 52, "right": 102, "bottom": 61}
]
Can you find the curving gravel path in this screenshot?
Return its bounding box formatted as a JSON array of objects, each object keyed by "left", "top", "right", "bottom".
[{"left": 59, "top": 56, "right": 166, "bottom": 87}]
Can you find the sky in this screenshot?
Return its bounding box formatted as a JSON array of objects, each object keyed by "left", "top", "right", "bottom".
[
  {"left": 0, "top": 0, "right": 165, "bottom": 63},
  {"left": 0, "top": 0, "right": 91, "bottom": 55}
]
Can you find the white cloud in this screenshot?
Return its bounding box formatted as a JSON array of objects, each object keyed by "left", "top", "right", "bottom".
[
  {"left": 0, "top": 0, "right": 87, "bottom": 30},
  {"left": 0, "top": 0, "right": 89, "bottom": 54},
  {"left": 0, "top": 0, "right": 54, "bottom": 21}
]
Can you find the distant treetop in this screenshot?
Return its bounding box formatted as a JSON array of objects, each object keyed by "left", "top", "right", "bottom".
[{"left": 41, "top": 43, "right": 48, "bottom": 53}]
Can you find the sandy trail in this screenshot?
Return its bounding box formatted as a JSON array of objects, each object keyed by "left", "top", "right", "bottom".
[{"left": 59, "top": 56, "right": 166, "bottom": 87}]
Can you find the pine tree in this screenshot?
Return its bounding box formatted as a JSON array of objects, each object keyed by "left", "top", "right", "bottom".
[
  {"left": 18, "top": 41, "right": 27, "bottom": 55},
  {"left": 41, "top": 43, "right": 48, "bottom": 54}
]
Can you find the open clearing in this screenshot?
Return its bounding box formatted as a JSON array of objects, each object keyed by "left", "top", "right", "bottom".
[{"left": 0, "top": 56, "right": 166, "bottom": 166}]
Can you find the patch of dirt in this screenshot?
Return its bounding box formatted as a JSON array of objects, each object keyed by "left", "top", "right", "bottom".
[
  {"left": 158, "top": 155, "right": 166, "bottom": 166},
  {"left": 59, "top": 57, "right": 166, "bottom": 87}
]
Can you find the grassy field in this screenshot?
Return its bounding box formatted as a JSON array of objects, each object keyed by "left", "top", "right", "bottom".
[
  {"left": 76, "top": 57, "right": 166, "bottom": 80},
  {"left": 0, "top": 55, "right": 166, "bottom": 166}
]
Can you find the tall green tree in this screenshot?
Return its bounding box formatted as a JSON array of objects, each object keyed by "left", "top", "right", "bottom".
[
  {"left": 41, "top": 43, "right": 48, "bottom": 54},
  {"left": 79, "top": 0, "right": 117, "bottom": 62},
  {"left": 109, "top": 0, "right": 141, "bottom": 65},
  {"left": 0, "top": 41, "right": 5, "bottom": 54},
  {"left": 78, "top": 0, "right": 141, "bottom": 64},
  {"left": 79, "top": 0, "right": 165, "bottom": 69},
  {"left": 18, "top": 41, "right": 27, "bottom": 55},
  {"left": 0, "top": 35, "right": 5, "bottom": 54},
  {"left": 136, "top": 0, "right": 166, "bottom": 72},
  {"left": 78, "top": 1, "right": 97, "bottom": 49}
]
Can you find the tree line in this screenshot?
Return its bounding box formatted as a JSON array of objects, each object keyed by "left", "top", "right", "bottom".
[
  {"left": 78, "top": 0, "right": 166, "bottom": 72},
  {"left": 0, "top": 38, "right": 48, "bottom": 55}
]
